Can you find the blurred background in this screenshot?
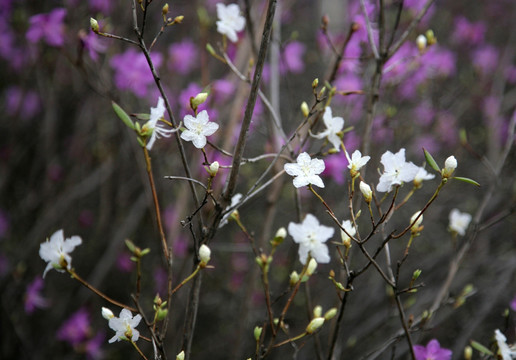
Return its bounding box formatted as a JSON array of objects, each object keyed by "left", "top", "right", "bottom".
[{"left": 1, "top": 0, "right": 516, "bottom": 359}]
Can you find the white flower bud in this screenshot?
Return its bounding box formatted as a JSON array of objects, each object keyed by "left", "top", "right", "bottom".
[
  {"left": 90, "top": 18, "right": 99, "bottom": 33},
  {"left": 190, "top": 92, "right": 208, "bottom": 110},
  {"left": 306, "top": 258, "right": 318, "bottom": 276},
  {"left": 313, "top": 305, "right": 322, "bottom": 318},
  {"left": 199, "top": 244, "right": 211, "bottom": 266},
  {"left": 410, "top": 211, "right": 423, "bottom": 233},
  {"left": 306, "top": 317, "right": 325, "bottom": 334},
  {"left": 416, "top": 34, "right": 427, "bottom": 52},
  {"left": 275, "top": 227, "right": 287, "bottom": 240},
  {"left": 359, "top": 181, "right": 372, "bottom": 203},
  {"left": 207, "top": 161, "right": 219, "bottom": 176},
  {"left": 443, "top": 156, "right": 457, "bottom": 177},
  {"left": 324, "top": 308, "right": 338, "bottom": 320},
  {"left": 301, "top": 101, "right": 310, "bottom": 117},
  {"left": 176, "top": 350, "right": 185, "bottom": 360},
  {"left": 102, "top": 307, "right": 114, "bottom": 320},
  {"left": 289, "top": 271, "right": 299, "bottom": 286}
]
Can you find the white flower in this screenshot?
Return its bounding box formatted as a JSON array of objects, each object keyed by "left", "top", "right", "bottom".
[
  {"left": 181, "top": 110, "right": 219, "bottom": 149},
  {"left": 312, "top": 107, "right": 344, "bottom": 151},
  {"left": 108, "top": 308, "right": 142, "bottom": 343},
  {"left": 376, "top": 148, "right": 419, "bottom": 192},
  {"left": 443, "top": 155, "right": 457, "bottom": 177},
  {"left": 216, "top": 3, "right": 245, "bottom": 43},
  {"left": 39, "top": 229, "right": 82, "bottom": 278},
  {"left": 495, "top": 329, "right": 516, "bottom": 360},
  {"left": 284, "top": 152, "right": 325, "bottom": 188},
  {"left": 340, "top": 220, "right": 356, "bottom": 245},
  {"left": 449, "top": 208, "right": 472, "bottom": 236},
  {"left": 219, "top": 193, "right": 243, "bottom": 228},
  {"left": 288, "top": 214, "right": 334, "bottom": 264},
  {"left": 345, "top": 149, "right": 370, "bottom": 177},
  {"left": 144, "top": 97, "right": 175, "bottom": 151},
  {"left": 413, "top": 166, "right": 435, "bottom": 187}
]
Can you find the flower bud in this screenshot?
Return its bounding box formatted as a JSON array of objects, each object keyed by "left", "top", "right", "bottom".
[
  {"left": 416, "top": 34, "right": 427, "bottom": 52},
  {"left": 359, "top": 181, "right": 372, "bottom": 204},
  {"left": 190, "top": 92, "right": 208, "bottom": 111},
  {"left": 275, "top": 227, "right": 287, "bottom": 240},
  {"left": 305, "top": 317, "right": 324, "bottom": 334},
  {"left": 101, "top": 307, "right": 114, "bottom": 320},
  {"left": 306, "top": 258, "right": 318, "bottom": 276},
  {"left": 289, "top": 271, "right": 299, "bottom": 286},
  {"left": 425, "top": 29, "right": 436, "bottom": 45},
  {"left": 254, "top": 326, "right": 262, "bottom": 341},
  {"left": 173, "top": 15, "right": 184, "bottom": 24},
  {"left": 301, "top": 101, "right": 309, "bottom": 117},
  {"left": 464, "top": 346, "right": 472, "bottom": 360},
  {"left": 442, "top": 155, "right": 457, "bottom": 178},
  {"left": 324, "top": 308, "right": 338, "bottom": 320},
  {"left": 312, "top": 78, "right": 319, "bottom": 89},
  {"left": 313, "top": 305, "right": 322, "bottom": 318},
  {"left": 199, "top": 244, "right": 211, "bottom": 267},
  {"left": 207, "top": 161, "right": 219, "bottom": 176},
  {"left": 162, "top": 3, "right": 169, "bottom": 15},
  {"left": 90, "top": 18, "right": 99, "bottom": 33},
  {"left": 176, "top": 351, "right": 185, "bottom": 360},
  {"left": 410, "top": 211, "right": 423, "bottom": 234}
]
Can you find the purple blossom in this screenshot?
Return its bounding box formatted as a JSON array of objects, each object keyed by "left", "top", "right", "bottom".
[
  {"left": 452, "top": 16, "right": 486, "bottom": 45},
  {"left": 168, "top": 39, "right": 198, "bottom": 75},
  {"left": 116, "top": 253, "right": 135, "bottom": 273},
  {"left": 511, "top": 295, "right": 516, "bottom": 311},
  {"left": 413, "top": 102, "right": 436, "bottom": 126},
  {"left": 321, "top": 151, "right": 348, "bottom": 185},
  {"left": 89, "top": 0, "right": 113, "bottom": 14},
  {"left": 212, "top": 79, "right": 236, "bottom": 103},
  {"left": 472, "top": 45, "right": 499, "bottom": 75},
  {"left": 84, "top": 332, "right": 105, "bottom": 359},
  {"left": 5, "top": 86, "right": 41, "bottom": 120},
  {"left": 24, "top": 277, "right": 49, "bottom": 314},
  {"left": 79, "top": 30, "right": 107, "bottom": 62},
  {"left": 281, "top": 41, "right": 306, "bottom": 74},
  {"left": 413, "top": 339, "right": 452, "bottom": 360},
  {"left": 110, "top": 48, "right": 163, "bottom": 97},
  {"left": 26, "top": 8, "right": 67, "bottom": 47},
  {"left": 57, "top": 308, "right": 91, "bottom": 346},
  {"left": 421, "top": 47, "right": 456, "bottom": 78}
]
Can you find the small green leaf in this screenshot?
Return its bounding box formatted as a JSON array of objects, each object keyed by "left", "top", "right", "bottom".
[
  {"left": 112, "top": 101, "right": 135, "bottom": 130},
  {"left": 206, "top": 43, "right": 216, "bottom": 56},
  {"left": 125, "top": 239, "right": 136, "bottom": 253},
  {"left": 133, "top": 113, "right": 151, "bottom": 121},
  {"left": 453, "top": 176, "right": 481, "bottom": 187},
  {"left": 469, "top": 340, "right": 493, "bottom": 356},
  {"left": 423, "top": 148, "right": 440, "bottom": 172}
]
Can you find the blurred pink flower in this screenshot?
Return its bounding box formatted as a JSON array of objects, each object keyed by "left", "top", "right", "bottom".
[
  {"left": 452, "top": 16, "right": 486, "bottom": 45},
  {"left": 116, "top": 252, "right": 135, "bottom": 273},
  {"left": 472, "top": 45, "right": 499, "bottom": 75},
  {"left": 281, "top": 41, "right": 306, "bottom": 73},
  {"left": 321, "top": 151, "right": 347, "bottom": 185},
  {"left": 511, "top": 295, "right": 516, "bottom": 311},
  {"left": 413, "top": 339, "right": 452, "bottom": 360},
  {"left": 24, "top": 277, "right": 49, "bottom": 314},
  {"left": 26, "top": 8, "right": 67, "bottom": 47},
  {"left": 89, "top": 0, "right": 113, "bottom": 14},
  {"left": 79, "top": 30, "right": 107, "bottom": 62},
  {"left": 168, "top": 39, "right": 198, "bottom": 75},
  {"left": 5, "top": 86, "right": 41, "bottom": 120},
  {"left": 57, "top": 308, "right": 91, "bottom": 346}
]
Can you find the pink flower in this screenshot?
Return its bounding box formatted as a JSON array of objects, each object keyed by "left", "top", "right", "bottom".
[
  {"left": 26, "top": 8, "right": 67, "bottom": 47},
  {"left": 57, "top": 308, "right": 91, "bottom": 346},
  {"left": 24, "top": 277, "right": 49, "bottom": 314},
  {"left": 414, "top": 339, "right": 452, "bottom": 360}
]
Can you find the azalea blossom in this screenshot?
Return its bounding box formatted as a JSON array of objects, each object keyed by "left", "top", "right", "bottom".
[
  {"left": 288, "top": 214, "right": 334, "bottom": 264},
  {"left": 376, "top": 148, "right": 419, "bottom": 192},
  {"left": 39, "top": 229, "right": 82, "bottom": 278},
  {"left": 312, "top": 107, "right": 344, "bottom": 151},
  {"left": 495, "top": 329, "right": 516, "bottom": 360},
  {"left": 181, "top": 110, "right": 219, "bottom": 149},
  {"left": 143, "top": 97, "right": 175, "bottom": 150},
  {"left": 413, "top": 166, "right": 435, "bottom": 187},
  {"left": 345, "top": 149, "right": 370, "bottom": 177},
  {"left": 107, "top": 308, "right": 142, "bottom": 343},
  {"left": 216, "top": 3, "right": 246, "bottom": 43},
  {"left": 448, "top": 208, "right": 472, "bottom": 236},
  {"left": 284, "top": 152, "right": 325, "bottom": 188},
  {"left": 413, "top": 339, "right": 452, "bottom": 360}
]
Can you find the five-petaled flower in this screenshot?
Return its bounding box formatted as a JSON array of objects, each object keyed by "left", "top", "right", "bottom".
[
  {"left": 216, "top": 3, "right": 246, "bottom": 43},
  {"left": 284, "top": 152, "right": 325, "bottom": 188},
  {"left": 376, "top": 148, "right": 419, "bottom": 192},
  {"left": 311, "top": 107, "right": 344, "bottom": 151},
  {"left": 288, "top": 214, "right": 334, "bottom": 264},
  {"left": 142, "top": 97, "right": 175, "bottom": 151},
  {"left": 448, "top": 208, "right": 472, "bottom": 236},
  {"left": 39, "top": 229, "right": 82, "bottom": 278},
  {"left": 345, "top": 149, "right": 370, "bottom": 177},
  {"left": 181, "top": 110, "right": 219, "bottom": 149},
  {"left": 107, "top": 308, "right": 142, "bottom": 343},
  {"left": 413, "top": 339, "right": 452, "bottom": 360}
]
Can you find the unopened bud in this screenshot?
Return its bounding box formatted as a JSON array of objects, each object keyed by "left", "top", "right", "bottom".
[
  {"left": 416, "top": 34, "right": 427, "bottom": 52},
  {"left": 199, "top": 244, "right": 211, "bottom": 266},
  {"left": 306, "top": 258, "right": 317, "bottom": 276},
  {"left": 464, "top": 346, "right": 472, "bottom": 360},
  {"left": 190, "top": 92, "right": 208, "bottom": 111},
  {"left": 442, "top": 156, "right": 457, "bottom": 178},
  {"left": 207, "top": 161, "right": 219, "bottom": 176},
  {"left": 101, "top": 307, "right": 114, "bottom": 320},
  {"left": 313, "top": 305, "right": 322, "bottom": 318},
  {"left": 162, "top": 3, "right": 169, "bottom": 15},
  {"left": 412, "top": 269, "right": 422, "bottom": 281},
  {"left": 301, "top": 101, "right": 310, "bottom": 117},
  {"left": 176, "top": 351, "right": 185, "bottom": 360},
  {"left": 359, "top": 181, "right": 372, "bottom": 203},
  {"left": 90, "top": 18, "right": 99, "bottom": 33},
  {"left": 305, "top": 317, "right": 324, "bottom": 334},
  {"left": 425, "top": 29, "right": 436, "bottom": 45},
  {"left": 275, "top": 227, "right": 287, "bottom": 240},
  {"left": 410, "top": 211, "right": 423, "bottom": 234},
  {"left": 254, "top": 326, "right": 262, "bottom": 341},
  {"left": 289, "top": 271, "right": 299, "bottom": 286},
  {"left": 312, "top": 78, "right": 319, "bottom": 89},
  {"left": 156, "top": 308, "right": 168, "bottom": 321},
  {"left": 174, "top": 15, "right": 184, "bottom": 24},
  {"left": 324, "top": 308, "right": 337, "bottom": 320}
]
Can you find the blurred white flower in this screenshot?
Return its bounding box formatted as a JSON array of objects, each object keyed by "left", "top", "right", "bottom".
[
  {"left": 181, "top": 110, "right": 219, "bottom": 148},
  {"left": 311, "top": 107, "right": 344, "bottom": 151},
  {"left": 144, "top": 97, "right": 175, "bottom": 151},
  {"left": 108, "top": 308, "right": 142, "bottom": 343},
  {"left": 494, "top": 329, "right": 516, "bottom": 360},
  {"left": 218, "top": 193, "right": 243, "bottom": 228},
  {"left": 346, "top": 149, "right": 370, "bottom": 177},
  {"left": 284, "top": 152, "right": 325, "bottom": 188},
  {"left": 216, "top": 3, "right": 245, "bottom": 43},
  {"left": 448, "top": 208, "right": 472, "bottom": 236},
  {"left": 288, "top": 214, "right": 334, "bottom": 264},
  {"left": 376, "top": 148, "right": 419, "bottom": 192},
  {"left": 39, "top": 229, "right": 82, "bottom": 278},
  {"left": 414, "top": 166, "right": 435, "bottom": 187}
]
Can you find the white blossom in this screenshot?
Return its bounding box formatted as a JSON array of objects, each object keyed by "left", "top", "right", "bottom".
[
  {"left": 219, "top": 193, "right": 243, "bottom": 228},
  {"left": 449, "top": 208, "right": 472, "bottom": 236},
  {"left": 495, "top": 329, "right": 516, "bottom": 360},
  {"left": 108, "top": 308, "right": 142, "bottom": 343},
  {"left": 284, "top": 152, "right": 325, "bottom": 188},
  {"left": 216, "top": 3, "right": 245, "bottom": 43},
  {"left": 376, "top": 148, "right": 419, "bottom": 192},
  {"left": 144, "top": 97, "right": 175, "bottom": 151},
  {"left": 311, "top": 107, "right": 344, "bottom": 151},
  {"left": 39, "top": 229, "right": 82, "bottom": 278},
  {"left": 346, "top": 149, "right": 370, "bottom": 176},
  {"left": 181, "top": 110, "right": 219, "bottom": 148},
  {"left": 414, "top": 166, "right": 435, "bottom": 186},
  {"left": 288, "top": 214, "right": 334, "bottom": 264}
]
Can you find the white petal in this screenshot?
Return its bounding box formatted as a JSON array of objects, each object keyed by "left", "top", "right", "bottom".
[
  {"left": 310, "top": 158, "right": 325, "bottom": 174},
  {"left": 288, "top": 222, "right": 305, "bottom": 243},
  {"left": 308, "top": 175, "right": 325, "bottom": 188},
  {"left": 202, "top": 122, "right": 219, "bottom": 136},
  {"left": 292, "top": 176, "right": 309, "bottom": 188},
  {"left": 183, "top": 115, "right": 196, "bottom": 130},
  {"left": 284, "top": 163, "right": 302, "bottom": 177},
  {"left": 192, "top": 135, "right": 207, "bottom": 149},
  {"left": 310, "top": 242, "right": 330, "bottom": 263}
]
